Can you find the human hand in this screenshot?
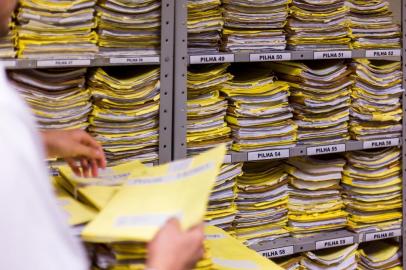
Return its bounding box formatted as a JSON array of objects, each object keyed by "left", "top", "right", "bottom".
[
  {"left": 146, "top": 219, "right": 204, "bottom": 270},
  {"left": 41, "top": 129, "right": 106, "bottom": 177}
]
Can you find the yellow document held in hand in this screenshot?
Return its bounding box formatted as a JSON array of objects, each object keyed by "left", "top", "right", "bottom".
[{"left": 81, "top": 144, "right": 226, "bottom": 243}]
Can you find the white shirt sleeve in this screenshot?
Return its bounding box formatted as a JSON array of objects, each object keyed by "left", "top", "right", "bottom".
[{"left": 0, "top": 66, "right": 89, "bottom": 270}]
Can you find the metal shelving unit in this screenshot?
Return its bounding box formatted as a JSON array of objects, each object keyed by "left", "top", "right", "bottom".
[
  {"left": 174, "top": 0, "right": 406, "bottom": 260},
  {"left": 0, "top": 0, "right": 175, "bottom": 165}
]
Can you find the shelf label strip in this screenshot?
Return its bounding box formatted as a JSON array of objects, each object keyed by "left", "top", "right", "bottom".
[
  {"left": 190, "top": 54, "right": 234, "bottom": 64},
  {"left": 250, "top": 52, "right": 291, "bottom": 62},
  {"left": 37, "top": 59, "right": 91, "bottom": 67},
  {"left": 260, "top": 246, "right": 294, "bottom": 258},
  {"left": 110, "top": 56, "right": 159, "bottom": 64},
  {"left": 365, "top": 229, "right": 401, "bottom": 242},
  {"left": 316, "top": 236, "right": 354, "bottom": 250},
  {"left": 314, "top": 51, "right": 352, "bottom": 59},
  {"left": 307, "top": 144, "right": 346, "bottom": 155},
  {"left": 365, "top": 49, "right": 401, "bottom": 58},
  {"left": 363, "top": 138, "right": 400, "bottom": 149},
  {"left": 223, "top": 154, "right": 231, "bottom": 163},
  {"left": 248, "top": 149, "right": 289, "bottom": 161},
  {"left": 1, "top": 60, "right": 17, "bottom": 67}
]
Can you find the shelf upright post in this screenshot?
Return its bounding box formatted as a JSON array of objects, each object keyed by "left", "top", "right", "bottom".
[
  {"left": 158, "top": 0, "right": 175, "bottom": 164},
  {"left": 402, "top": 0, "right": 406, "bottom": 265},
  {"left": 172, "top": 0, "right": 188, "bottom": 160}
]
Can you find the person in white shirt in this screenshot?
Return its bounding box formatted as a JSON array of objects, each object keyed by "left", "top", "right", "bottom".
[{"left": 0, "top": 1, "right": 204, "bottom": 269}]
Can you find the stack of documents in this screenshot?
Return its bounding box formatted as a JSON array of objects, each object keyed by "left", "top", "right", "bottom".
[
  {"left": 88, "top": 66, "right": 160, "bottom": 165},
  {"left": 96, "top": 0, "right": 160, "bottom": 56},
  {"left": 222, "top": 66, "right": 297, "bottom": 151},
  {"left": 188, "top": 0, "right": 223, "bottom": 53},
  {"left": 187, "top": 64, "right": 233, "bottom": 155},
  {"left": 347, "top": 0, "right": 401, "bottom": 49},
  {"left": 221, "top": 0, "right": 288, "bottom": 51},
  {"left": 358, "top": 240, "right": 402, "bottom": 270},
  {"left": 9, "top": 68, "right": 91, "bottom": 130},
  {"left": 205, "top": 225, "right": 284, "bottom": 270},
  {"left": 69, "top": 145, "right": 225, "bottom": 270},
  {"left": 267, "top": 61, "right": 351, "bottom": 145},
  {"left": 350, "top": 59, "right": 403, "bottom": 140},
  {"left": 287, "top": 0, "right": 350, "bottom": 50},
  {"left": 343, "top": 147, "right": 402, "bottom": 233},
  {"left": 16, "top": 0, "right": 98, "bottom": 59},
  {"left": 285, "top": 156, "right": 348, "bottom": 237},
  {"left": 205, "top": 163, "right": 243, "bottom": 231},
  {"left": 302, "top": 244, "right": 358, "bottom": 270},
  {"left": 274, "top": 256, "right": 304, "bottom": 270},
  {"left": 0, "top": 21, "right": 16, "bottom": 58},
  {"left": 234, "top": 161, "right": 290, "bottom": 245}
]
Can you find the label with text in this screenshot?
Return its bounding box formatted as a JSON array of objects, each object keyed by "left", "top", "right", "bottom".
[
  {"left": 190, "top": 54, "right": 234, "bottom": 64},
  {"left": 365, "top": 229, "right": 401, "bottom": 242},
  {"left": 110, "top": 56, "right": 159, "bottom": 64},
  {"left": 37, "top": 59, "right": 91, "bottom": 67},
  {"left": 248, "top": 149, "right": 289, "bottom": 161},
  {"left": 261, "top": 246, "right": 294, "bottom": 258},
  {"left": 250, "top": 52, "right": 291, "bottom": 62},
  {"left": 316, "top": 236, "right": 354, "bottom": 250},
  {"left": 366, "top": 49, "right": 401, "bottom": 58},
  {"left": 314, "top": 51, "right": 352, "bottom": 59},
  {"left": 223, "top": 154, "right": 232, "bottom": 163},
  {"left": 363, "top": 138, "right": 399, "bottom": 149},
  {"left": 1, "top": 60, "right": 17, "bottom": 67},
  {"left": 307, "top": 144, "right": 345, "bottom": 155}
]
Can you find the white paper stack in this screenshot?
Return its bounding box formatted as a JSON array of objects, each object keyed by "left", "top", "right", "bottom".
[
  {"left": 287, "top": 0, "right": 350, "bottom": 50},
  {"left": 301, "top": 244, "right": 358, "bottom": 270},
  {"left": 358, "top": 240, "right": 402, "bottom": 270},
  {"left": 347, "top": 0, "right": 401, "bottom": 49},
  {"left": 0, "top": 22, "right": 16, "bottom": 58},
  {"left": 343, "top": 147, "right": 402, "bottom": 233},
  {"left": 188, "top": 0, "right": 223, "bottom": 53},
  {"left": 350, "top": 59, "right": 403, "bottom": 141},
  {"left": 9, "top": 68, "right": 91, "bottom": 130},
  {"left": 222, "top": 65, "right": 297, "bottom": 152},
  {"left": 187, "top": 64, "right": 233, "bottom": 155},
  {"left": 221, "top": 0, "right": 289, "bottom": 51},
  {"left": 96, "top": 0, "right": 160, "bottom": 56},
  {"left": 16, "top": 0, "right": 98, "bottom": 59},
  {"left": 274, "top": 255, "right": 304, "bottom": 270},
  {"left": 234, "top": 161, "right": 290, "bottom": 245},
  {"left": 267, "top": 61, "right": 351, "bottom": 145},
  {"left": 205, "top": 163, "right": 243, "bottom": 231},
  {"left": 88, "top": 66, "right": 160, "bottom": 165},
  {"left": 285, "top": 156, "right": 348, "bottom": 237}
]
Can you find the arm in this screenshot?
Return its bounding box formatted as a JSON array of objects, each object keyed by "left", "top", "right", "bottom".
[{"left": 41, "top": 129, "right": 107, "bottom": 177}]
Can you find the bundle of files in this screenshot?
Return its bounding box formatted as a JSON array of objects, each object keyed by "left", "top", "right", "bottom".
[
  {"left": 286, "top": 0, "right": 350, "bottom": 50},
  {"left": 187, "top": 64, "right": 232, "bottom": 155},
  {"left": 267, "top": 61, "right": 352, "bottom": 145},
  {"left": 15, "top": 0, "right": 98, "bottom": 59},
  {"left": 59, "top": 145, "right": 226, "bottom": 270},
  {"left": 358, "top": 240, "right": 402, "bottom": 270},
  {"left": 343, "top": 147, "right": 402, "bottom": 233},
  {"left": 0, "top": 21, "right": 16, "bottom": 58},
  {"left": 205, "top": 225, "right": 283, "bottom": 270},
  {"left": 96, "top": 0, "right": 160, "bottom": 56},
  {"left": 234, "top": 161, "right": 290, "bottom": 245},
  {"left": 221, "top": 0, "right": 288, "bottom": 51},
  {"left": 350, "top": 59, "right": 403, "bottom": 140},
  {"left": 187, "top": 0, "right": 223, "bottom": 53},
  {"left": 9, "top": 68, "right": 91, "bottom": 130},
  {"left": 285, "top": 156, "right": 347, "bottom": 237},
  {"left": 205, "top": 163, "right": 243, "bottom": 231},
  {"left": 222, "top": 65, "right": 297, "bottom": 152},
  {"left": 302, "top": 244, "right": 358, "bottom": 270},
  {"left": 347, "top": 0, "right": 401, "bottom": 49},
  {"left": 88, "top": 66, "right": 160, "bottom": 165},
  {"left": 274, "top": 256, "right": 304, "bottom": 270}
]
